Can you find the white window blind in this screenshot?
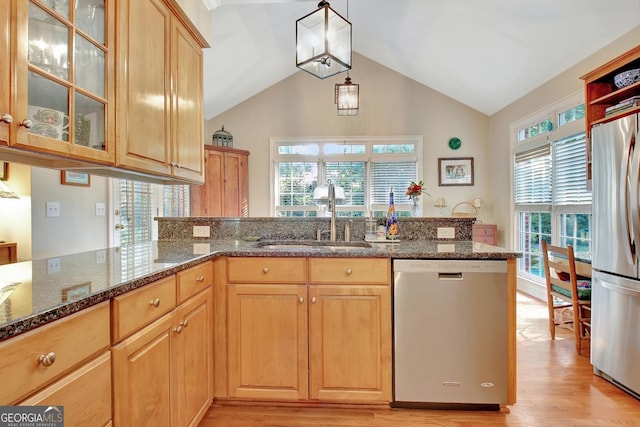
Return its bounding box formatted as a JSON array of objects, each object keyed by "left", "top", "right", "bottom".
[
  {"left": 553, "top": 133, "right": 591, "bottom": 206},
  {"left": 371, "top": 160, "right": 417, "bottom": 207},
  {"left": 119, "top": 180, "right": 153, "bottom": 245},
  {"left": 163, "top": 185, "right": 190, "bottom": 217},
  {"left": 514, "top": 145, "right": 552, "bottom": 207}
]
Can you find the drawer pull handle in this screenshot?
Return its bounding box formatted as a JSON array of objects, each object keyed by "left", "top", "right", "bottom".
[
  {"left": 37, "top": 352, "right": 56, "bottom": 367},
  {"left": 180, "top": 319, "right": 189, "bottom": 328},
  {"left": 346, "top": 268, "right": 353, "bottom": 275},
  {"left": 150, "top": 298, "right": 161, "bottom": 308},
  {"left": 298, "top": 297, "right": 304, "bottom": 304},
  {"left": 174, "top": 325, "right": 184, "bottom": 334},
  {"left": 196, "top": 275, "right": 205, "bottom": 282},
  {"left": 0, "top": 113, "right": 13, "bottom": 124},
  {"left": 262, "top": 267, "right": 269, "bottom": 274}
]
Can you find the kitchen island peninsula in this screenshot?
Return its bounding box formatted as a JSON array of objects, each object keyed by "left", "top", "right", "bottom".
[{"left": 0, "top": 217, "right": 520, "bottom": 425}]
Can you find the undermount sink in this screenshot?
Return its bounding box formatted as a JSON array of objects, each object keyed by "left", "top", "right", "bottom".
[{"left": 254, "top": 240, "right": 373, "bottom": 251}]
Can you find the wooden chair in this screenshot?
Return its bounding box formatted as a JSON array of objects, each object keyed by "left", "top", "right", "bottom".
[{"left": 541, "top": 241, "right": 592, "bottom": 355}]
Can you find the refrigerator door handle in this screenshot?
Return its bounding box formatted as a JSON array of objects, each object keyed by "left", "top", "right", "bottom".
[
  {"left": 600, "top": 280, "right": 640, "bottom": 296},
  {"left": 622, "top": 131, "right": 637, "bottom": 262},
  {"left": 628, "top": 133, "right": 640, "bottom": 260}
]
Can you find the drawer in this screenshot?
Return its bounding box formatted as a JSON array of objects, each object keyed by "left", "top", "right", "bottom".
[
  {"left": 177, "top": 261, "right": 213, "bottom": 304},
  {"left": 0, "top": 301, "right": 110, "bottom": 404},
  {"left": 309, "top": 258, "right": 390, "bottom": 285},
  {"left": 111, "top": 276, "right": 176, "bottom": 343},
  {"left": 227, "top": 257, "right": 306, "bottom": 283},
  {"left": 20, "top": 351, "right": 112, "bottom": 427}
]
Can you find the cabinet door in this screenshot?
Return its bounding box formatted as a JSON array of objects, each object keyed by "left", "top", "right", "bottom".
[
  {"left": 223, "top": 152, "right": 249, "bottom": 216},
  {"left": 11, "top": 0, "right": 114, "bottom": 163},
  {"left": 191, "top": 149, "right": 223, "bottom": 216},
  {"left": 20, "top": 352, "right": 112, "bottom": 427},
  {"left": 227, "top": 284, "right": 308, "bottom": 400},
  {"left": 171, "top": 17, "right": 204, "bottom": 182},
  {"left": 112, "top": 312, "right": 174, "bottom": 427},
  {"left": 0, "top": 0, "right": 9, "bottom": 144},
  {"left": 172, "top": 288, "right": 213, "bottom": 427},
  {"left": 116, "top": 0, "right": 171, "bottom": 175},
  {"left": 308, "top": 285, "right": 392, "bottom": 403}
]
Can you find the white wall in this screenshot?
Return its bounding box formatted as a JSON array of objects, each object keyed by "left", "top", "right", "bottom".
[
  {"left": 30, "top": 167, "right": 109, "bottom": 259},
  {"left": 207, "top": 53, "right": 492, "bottom": 219}
]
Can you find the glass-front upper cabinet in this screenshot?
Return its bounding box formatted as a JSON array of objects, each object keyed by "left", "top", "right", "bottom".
[{"left": 13, "top": 0, "right": 114, "bottom": 164}]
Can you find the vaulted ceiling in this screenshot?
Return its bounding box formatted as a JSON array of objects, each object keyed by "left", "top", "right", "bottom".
[{"left": 202, "top": 0, "right": 640, "bottom": 120}]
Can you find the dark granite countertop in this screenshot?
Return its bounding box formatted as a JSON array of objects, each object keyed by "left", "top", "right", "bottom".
[{"left": 0, "top": 238, "right": 520, "bottom": 341}]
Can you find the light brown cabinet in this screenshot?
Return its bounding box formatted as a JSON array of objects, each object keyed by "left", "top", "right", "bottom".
[
  {"left": 581, "top": 46, "right": 640, "bottom": 182},
  {"left": 473, "top": 223, "right": 498, "bottom": 245},
  {"left": 224, "top": 257, "right": 392, "bottom": 403},
  {"left": 1, "top": 0, "right": 116, "bottom": 165},
  {"left": 112, "top": 261, "right": 214, "bottom": 427},
  {"left": 20, "top": 351, "right": 112, "bottom": 427},
  {"left": 116, "top": 0, "right": 206, "bottom": 183},
  {"left": 191, "top": 146, "right": 250, "bottom": 216}
]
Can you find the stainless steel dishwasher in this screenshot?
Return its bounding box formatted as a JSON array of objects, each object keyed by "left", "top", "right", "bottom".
[{"left": 393, "top": 259, "right": 508, "bottom": 406}]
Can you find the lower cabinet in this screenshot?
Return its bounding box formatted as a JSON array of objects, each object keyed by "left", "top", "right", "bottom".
[
  {"left": 112, "top": 287, "right": 213, "bottom": 426},
  {"left": 20, "top": 351, "right": 112, "bottom": 427},
  {"left": 225, "top": 257, "right": 392, "bottom": 403}
]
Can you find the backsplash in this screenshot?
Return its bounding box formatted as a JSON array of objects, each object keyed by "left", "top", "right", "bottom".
[{"left": 156, "top": 217, "right": 475, "bottom": 241}]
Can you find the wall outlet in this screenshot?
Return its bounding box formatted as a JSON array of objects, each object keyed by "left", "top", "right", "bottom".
[
  {"left": 193, "top": 225, "right": 210, "bottom": 238},
  {"left": 95, "top": 249, "right": 106, "bottom": 264},
  {"left": 95, "top": 203, "right": 106, "bottom": 216},
  {"left": 437, "top": 227, "right": 456, "bottom": 239},
  {"left": 46, "top": 202, "right": 60, "bottom": 217},
  {"left": 193, "top": 243, "right": 211, "bottom": 254},
  {"left": 47, "top": 257, "right": 61, "bottom": 273}
]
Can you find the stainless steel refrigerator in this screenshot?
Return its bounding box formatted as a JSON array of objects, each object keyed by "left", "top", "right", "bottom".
[{"left": 591, "top": 112, "right": 640, "bottom": 399}]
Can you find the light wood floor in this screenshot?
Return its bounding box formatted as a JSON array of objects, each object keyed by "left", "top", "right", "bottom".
[{"left": 200, "top": 292, "right": 640, "bottom": 426}]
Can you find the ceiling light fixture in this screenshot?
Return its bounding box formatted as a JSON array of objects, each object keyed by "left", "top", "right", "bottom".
[
  {"left": 296, "top": 1, "right": 351, "bottom": 79},
  {"left": 335, "top": 73, "right": 359, "bottom": 115}
]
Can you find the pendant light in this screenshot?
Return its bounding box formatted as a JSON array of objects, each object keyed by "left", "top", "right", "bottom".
[
  {"left": 296, "top": 1, "right": 352, "bottom": 79},
  {"left": 335, "top": 73, "right": 359, "bottom": 116}
]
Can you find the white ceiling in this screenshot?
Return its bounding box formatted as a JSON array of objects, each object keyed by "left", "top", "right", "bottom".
[{"left": 202, "top": 0, "right": 640, "bottom": 120}]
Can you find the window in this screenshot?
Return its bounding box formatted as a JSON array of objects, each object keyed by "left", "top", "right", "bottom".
[
  {"left": 271, "top": 136, "right": 422, "bottom": 217},
  {"left": 513, "top": 94, "right": 592, "bottom": 280}
]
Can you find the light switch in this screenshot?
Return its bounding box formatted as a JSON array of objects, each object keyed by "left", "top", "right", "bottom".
[{"left": 193, "top": 225, "right": 210, "bottom": 238}]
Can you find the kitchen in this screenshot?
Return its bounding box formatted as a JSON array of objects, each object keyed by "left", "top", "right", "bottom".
[{"left": 1, "top": 0, "right": 640, "bottom": 426}]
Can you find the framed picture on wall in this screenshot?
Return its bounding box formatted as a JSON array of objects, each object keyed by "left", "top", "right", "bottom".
[
  {"left": 61, "top": 171, "right": 90, "bottom": 186},
  {"left": 438, "top": 157, "right": 474, "bottom": 186}
]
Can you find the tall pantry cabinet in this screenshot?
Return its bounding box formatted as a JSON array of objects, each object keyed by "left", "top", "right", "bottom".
[{"left": 191, "top": 145, "right": 250, "bottom": 217}]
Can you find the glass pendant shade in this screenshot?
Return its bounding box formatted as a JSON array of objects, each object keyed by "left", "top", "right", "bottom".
[
  {"left": 335, "top": 75, "right": 359, "bottom": 116},
  {"left": 296, "top": 1, "right": 352, "bottom": 79}
]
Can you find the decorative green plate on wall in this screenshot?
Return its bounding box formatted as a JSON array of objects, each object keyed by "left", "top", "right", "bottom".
[{"left": 448, "top": 137, "right": 462, "bottom": 150}]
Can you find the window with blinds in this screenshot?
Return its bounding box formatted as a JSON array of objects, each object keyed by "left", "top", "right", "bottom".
[
  {"left": 119, "top": 180, "right": 153, "bottom": 245},
  {"left": 553, "top": 133, "right": 591, "bottom": 206},
  {"left": 272, "top": 136, "right": 422, "bottom": 217},
  {"left": 514, "top": 145, "right": 552, "bottom": 207}
]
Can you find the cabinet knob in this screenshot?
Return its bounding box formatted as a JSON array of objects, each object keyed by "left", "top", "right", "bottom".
[
  {"left": 298, "top": 296, "right": 304, "bottom": 304},
  {"left": 262, "top": 267, "right": 269, "bottom": 274},
  {"left": 149, "top": 298, "right": 161, "bottom": 308},
  {"left": 37, "top": 352, "right": 56, "bottom": 367},
  {"left": 174, "top": 325, "right": 184, "bottom": 334},
  {"left": 311, "top": 297, "right": 317, "bottom": 303},
  {"left": 346, "top": 268, "right": 353, "bottom": 275},
  {"left": 0, "top": 113, "right": 13, "bottom": 124},
  {"left": 196, "top": 275, "right": 205, "bottom": 282},
  {"left": 180, "top": 319, "right": 189, "bottom": 328},
  {"left": 19, "top": 119, "right": 33, "bottom": 129}
]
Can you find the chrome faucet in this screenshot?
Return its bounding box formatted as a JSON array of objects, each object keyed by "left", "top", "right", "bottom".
[{"left": 328, "top": 180, "right": 337, "bottom": 241}]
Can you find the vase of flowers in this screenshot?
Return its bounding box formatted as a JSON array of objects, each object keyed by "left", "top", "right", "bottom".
[{"left": 406, "top": 180, "right": 427, "bottom": 217}]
